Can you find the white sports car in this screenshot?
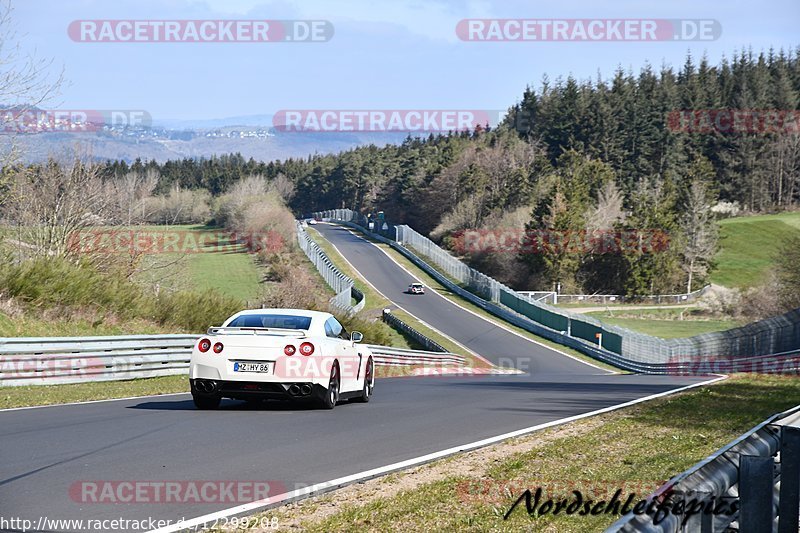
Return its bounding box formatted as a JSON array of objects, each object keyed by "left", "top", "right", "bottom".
[{"left": 189, "top": 309, "right": 375, "bottom": 410}]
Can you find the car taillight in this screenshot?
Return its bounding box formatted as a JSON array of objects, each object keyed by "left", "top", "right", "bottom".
[
  {"left": 213, "top": 342, "right": 224, "bottom": 354},
  {"left": 198, "top": 338, "right": 211, "bottom": 353},
  {"left": 284, "top": 345, "right": 296, "bottom": 356},
  {"left": 299, "top": 342, "right": 314, "bottom": 356}
]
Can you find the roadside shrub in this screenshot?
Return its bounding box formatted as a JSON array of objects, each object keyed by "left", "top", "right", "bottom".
[
  {"left": 260, "top": 266, "right": 326, "bottom": 310},
  {"left": 0, "top": 257, "right": 150, "bottom": 318},
  {"left": 337, "top": 314, "right": 395, "bottom": 346},
  {"left": 0, "top": 257, "right": 243, "bottom": 333},
  {"left": 144, "top": 187, "right": 211, "bottom": 225},
  {"left": 154, "top": 290, "right": 242, "bottom": 332},
  {"left": 213, "top": 176, "right": 296, "bottom": 255}
]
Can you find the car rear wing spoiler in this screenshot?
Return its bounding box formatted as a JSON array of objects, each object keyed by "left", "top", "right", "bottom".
[{"left": 206, "top": 327, "right": 308, "bottom": 337}]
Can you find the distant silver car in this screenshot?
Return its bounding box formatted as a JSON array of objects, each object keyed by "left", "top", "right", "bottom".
[{"left": 408, "top": 282, "right": 425, "bottom": 295}]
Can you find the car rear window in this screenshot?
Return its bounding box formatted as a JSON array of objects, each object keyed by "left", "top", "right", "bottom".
[{"left": 227, "top": 314, "right": 312, "bottom": 330}]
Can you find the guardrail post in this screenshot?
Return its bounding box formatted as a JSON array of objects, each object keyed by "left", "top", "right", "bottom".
[
  {"left": 700, "top": 501, "right": 715, "bottom": 533},
  {"left": 739, "top": 455, "right": 775, "bottom": 532},
  {"left": 778, "top": 426, "right": 800, "bottom": 533},
  {"left": 680, "top": 490, "right": 715, "bottom": 533}
]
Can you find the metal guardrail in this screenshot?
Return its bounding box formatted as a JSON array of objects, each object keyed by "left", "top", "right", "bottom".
[
  {"left": 365, "top": 344, "right": 465, "bottom": 366},
  {"left": 0, "top": 335, "right": 466, "bottom": 386},
  {"left": 313, "top": 209, "right": 800, "bottom": 373},
  {"left": 313, "top": 214, "right": 652, "bottom": 371},
  {"left": 296, "top": 222, "right": 365, "bottom": 315},
  {"left": 607, "top": 404, "right": 800, "bottom": 532},
  {"left": 298, "top": 221, "right": 368, "bottom": 315},
  {"left": 0, "top": 334, "right": 197, "bottom": 386},
  {"left": 381, "top": 309, "right": 448, "bottom": 353}
]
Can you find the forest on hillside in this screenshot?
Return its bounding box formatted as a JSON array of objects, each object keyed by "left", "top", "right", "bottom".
[{"left": 6, "top": 48, "right": 800, "bottom": 298}]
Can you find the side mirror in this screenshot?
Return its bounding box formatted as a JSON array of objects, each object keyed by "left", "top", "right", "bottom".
[{"left": 350, "top": 331, "right": 363, "bottom": 343}]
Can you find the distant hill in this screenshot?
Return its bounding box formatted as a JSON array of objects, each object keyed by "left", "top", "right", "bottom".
[
  {"left": 0, "top": 129, "right": 413, "bottom": 163},
  {"left": 0, "top": 110, "right": 422, "bottom": 162},
  {"left": 151, "top": 114, "right": 277, "bottom": 130},
  {"left": 711, "top": 212, "right": 800, "bottom": 288}
]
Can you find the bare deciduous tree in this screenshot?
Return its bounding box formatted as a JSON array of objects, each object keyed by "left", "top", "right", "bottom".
[
  {"left": 143, "top": 184, "right": 211, "bottom": 225},
  {"left": 0, "top": 0, "right": 63, "bottom": 170},
  {"left": 104, "top": 169, "right": 159, "bottom": 225},
  {"left": 681, "top": 180, "right": 718, "bottom": 293},
  {"left": 268, "top": 173, "right": 295, "bottom": 203},
  {"left": 586, "top": 180, "right": 625, "bottom": 231},
  {"left": 6, "top": 158, "right": 110, "bottom": 257}
]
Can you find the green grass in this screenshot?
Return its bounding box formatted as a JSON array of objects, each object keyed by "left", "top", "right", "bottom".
[
  {"left": 0, "top": 311, "right": 174, "bottom": 337},
  {"left": 585, "top": 308, "right": 740, "bottom": 338},
  {"left": 130, "top": 224, "right": 263, "bottom": 302},
  {"left": 0, "top": 375, "right": 189, "bottom": 409},
  {"left": 587, "top": 314, "right": 739, "bottom": 338},
  {"left": 711, "top": 211, "right": 800, "bottom": 288},
  {"left": 253, "top": 374, "right": 800, "bottom": 533}
]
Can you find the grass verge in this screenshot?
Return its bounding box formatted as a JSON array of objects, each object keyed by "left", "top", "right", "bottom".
[
  {"left": 130, "top": 224, "right": 264, "bottom": 302},
  {"left": 0, "top": 311, "right": 175, "bottom": 337},
  {"left": 711, "top": 211, "right": 800, "bottom": 288},
  {"left": 237, "top": 374, "right": 800, "bottom": 533},
  {"left": 585, "top": 308, "right": 740, "bottom": 338}
]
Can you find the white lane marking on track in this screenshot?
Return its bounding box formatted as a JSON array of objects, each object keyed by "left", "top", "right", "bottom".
[
  {"left": 330, "top": 225, "right": 614, "bottom": 374},
  {"left": 148, "top": 375, "right": 727, "bottom": 533}
]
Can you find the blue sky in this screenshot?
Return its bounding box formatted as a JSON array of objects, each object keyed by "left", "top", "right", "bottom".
[{"left": 12, "top": 0, "right": 800, "bottom": 121}]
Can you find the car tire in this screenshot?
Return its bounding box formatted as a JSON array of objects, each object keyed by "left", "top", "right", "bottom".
[
  {"left": 193, "top": 394, "right": 221, "bottom": 410},
  {"left": 355, "top": 357, "right": 374, "bottom": 403},
  {"left": 318, "top": 363, "right": 340, "bottom": 409}
]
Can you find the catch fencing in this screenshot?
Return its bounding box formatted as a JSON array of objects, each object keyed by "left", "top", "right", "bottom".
[
  {"left": 296, "top": 222, "right": 365, "bottom": 315},
  {"left": 519, "top": 286, "right": 711, "bottom": 306},
  {"left": 0, "top": 334, "right": 466, "bottom": 386},
  {"left": 608, "top": 405, "right": 800, "bottom": 532},
  {"left": 312, "top": 209, "right": 800, "bottom": 371}
]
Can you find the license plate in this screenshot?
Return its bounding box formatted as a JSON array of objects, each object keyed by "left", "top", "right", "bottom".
[{"left": 233, "top": 361, "right": 273, "bottom": 373}]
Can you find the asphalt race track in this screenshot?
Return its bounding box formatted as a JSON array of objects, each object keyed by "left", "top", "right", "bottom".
[{"left": 0, "top": 223, "right": 710, "bottom": 532}]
